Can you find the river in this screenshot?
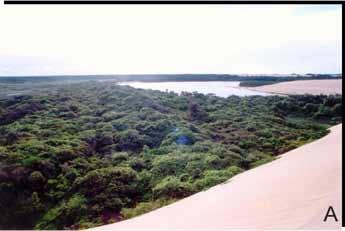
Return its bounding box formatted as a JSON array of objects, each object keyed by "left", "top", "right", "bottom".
[{"left": 117, "top": 81, "right": 272, "bottom": 97}]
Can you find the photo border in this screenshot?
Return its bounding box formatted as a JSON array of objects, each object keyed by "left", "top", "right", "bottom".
[{"left": 1, "top": 0, "right": 343, "bottom": 228}]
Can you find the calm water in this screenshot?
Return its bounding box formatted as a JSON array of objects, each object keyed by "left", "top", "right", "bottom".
[{"left": 118, "top": 81, "right": 272, "bottom": 97}]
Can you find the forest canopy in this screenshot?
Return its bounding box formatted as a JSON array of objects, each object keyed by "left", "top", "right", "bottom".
[{"left": 0, "top": 81, "right": 342, "bottom": 229}]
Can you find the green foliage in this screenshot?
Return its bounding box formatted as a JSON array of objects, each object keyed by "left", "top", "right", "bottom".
[
  {"left": 0, "top": 81, "right": 341, "bottom": 229},
  {"left": 28, "top": 171, "right": 46, "bottom": 190},
  {"left": 114, "top": 129, "right": 144, "bottom": 151},
  {"left": 246, "top": 152, "right": 276, "bottom": 168},
  {"left": 153, "top": 176, "right": 195, "bottom": 199},
  {"left": 121, "top": 198, "right": 177, "bottom": 220},
  {"left": 194, "top": 166, "right": 243, "bottom": 190},
  {"left": 239, "top": 80, "right": 278, "bottom": 87},
  {"left": 72, "top": 167, "right": 138, "bottom": 216},
  {"left": 162, "top": 128, "right": 196, "bottom": 146},
  {"left": 35, "top": 194, "right": 87, "bottom": 230},
  {"left": 151, "top": 154, "right": 188, "bottom": 178}
]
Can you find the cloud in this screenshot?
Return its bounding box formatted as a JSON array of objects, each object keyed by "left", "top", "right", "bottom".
[{"left": 0, "top": 5, "right": 341, "bottom": 75}]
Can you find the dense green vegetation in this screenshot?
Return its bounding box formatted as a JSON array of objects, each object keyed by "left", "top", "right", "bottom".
[
  {"left": 239, "top": 80, "right": 282, "bottom": 87},
  {"left": 0, "top": 81, "right": 342, "bottom": 229}
]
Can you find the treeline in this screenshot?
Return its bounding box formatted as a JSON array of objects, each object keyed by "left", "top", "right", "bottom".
[
  {"left": 0, "top": 82, "right": 342, "bottom": 229},
  {"left": 0, "top": 74, "right": 341, "bottom": 85},
  {"left": 239, "top": 80, "right": 281, "bottom": 87},
  {"left": 238, "top": 75, "right": 342, "bottom": 87}
]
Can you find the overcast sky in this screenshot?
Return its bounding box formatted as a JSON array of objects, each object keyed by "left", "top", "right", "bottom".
[{"left": 0, "top": 4, "right": 342, "bottom": 76}]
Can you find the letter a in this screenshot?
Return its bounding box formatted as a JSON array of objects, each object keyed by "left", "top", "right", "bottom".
[{"left": 323, "top": 206, "right": 338, "bottom": 222}]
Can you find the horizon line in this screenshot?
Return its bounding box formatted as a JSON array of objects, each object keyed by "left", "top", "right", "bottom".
[{"left": 0, "top": 73, "right": 342, "bottom": 78}]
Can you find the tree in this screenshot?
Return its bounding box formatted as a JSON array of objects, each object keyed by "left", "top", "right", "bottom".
[
  {"left": 72, "top": 167, "right": 138, "bottom": 213},
  {"left": 115, "top": 130, "right": 144, "bottom": 152},
  {"left": 187, "top": 99, "right": 209, "bottom": 122},
  {"left": 153, "top": 176, "right": 194, "bottom": 199},
  {"left": 28, "top": 171, "right": 46, "bottom": 190}
]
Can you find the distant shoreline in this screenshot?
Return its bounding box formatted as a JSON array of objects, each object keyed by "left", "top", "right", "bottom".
[
  {"left": 0, "top": 74, "right": 341, "bottom": 91},
  {"left": 248, "top": 79, "right": 342, "bottom": 95}
]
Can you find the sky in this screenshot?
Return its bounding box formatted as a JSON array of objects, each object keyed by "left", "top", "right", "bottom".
[{"left": 0, "top": 4, "right": 342, "bottom": 76}]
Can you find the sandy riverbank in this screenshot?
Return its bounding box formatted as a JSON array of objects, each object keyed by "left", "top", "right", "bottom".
[
  {"left": 90, "top": 124, "right": 342, "bottom": 230},
  {"left": 250, "top": 79, "right": 342, "bottom": 95}
]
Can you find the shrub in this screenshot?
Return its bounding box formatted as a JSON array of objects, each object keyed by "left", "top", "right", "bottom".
[
  {"left": 194, "top": 166, "right": 243, "bottom": 190},
  {"left": 35, "top": 194, "right": 87, "bottom": 230},
  {"left": 151, "top": 154, "right": 187, "bottom": 178},
  {"left": 115, "top": 130, "right": 144, "bottom": 152},
  {"left": 72, "top": 167, "right": 138, "bottom": 212},
  {"left": 153, "top": 176, "right": 195, "bottom": 199},
  {"left": 28, "top": 171, "right": 46, "bottom": 190},
  {"left": 121, "top": 198, "right": 177, "bottom": 220}
]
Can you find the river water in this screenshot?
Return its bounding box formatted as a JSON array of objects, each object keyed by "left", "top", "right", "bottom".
[{"left": 118, "top": 81, "right": 272, "bottom": 97}]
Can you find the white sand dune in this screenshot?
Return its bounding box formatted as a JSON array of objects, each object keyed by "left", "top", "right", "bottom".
[
  {"left": 91, "top": 124, "right": 342, "bottom": 231},
  {"left": 250, "top": 79, "right": 342, "bottom": 95}
]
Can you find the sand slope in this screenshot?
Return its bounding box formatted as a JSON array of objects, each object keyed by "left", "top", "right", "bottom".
[
  {"left": 91, "top": 124, "right": 342, "bottom": 231},
  {"left": 251, "top": 79, "right": 342, "bottom": 95}
]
